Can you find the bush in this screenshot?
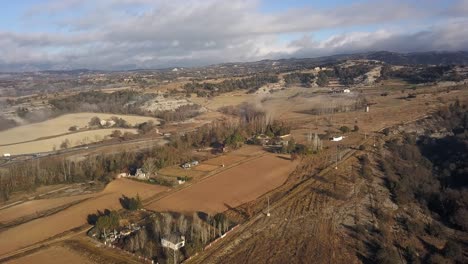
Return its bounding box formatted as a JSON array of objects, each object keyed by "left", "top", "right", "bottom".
[
  {"left": 353, "top": 125, "right": 359, "bottom": 132},
  {"left": 375, "top": 246, "right": 400, "bottom": 264},
  {"left": 428, "top": 254, "right": 449, "bottom": 264},
  {"left": 383, "top": 128, "right": 391, "bottom": 136},
  {"left": 426, "top": 222, "right": 445, "bottom": 238},
  {"left": 443, "top": 240, "right": 462, "bottom": 260},
  {"left": 404, "top": 245, "right": 418, "bottom": 264},
  {"left": 68, "top": 125, "right": 78, "bottom": 132},
  {"left": 339, "top": 126, "right": 351, "bottom": 133},
  {"left": 119, "top": 194, "right": 142, "bottom": 211},
  {"left": 359, "top": 145, "right": 366, "bottom": 151}
]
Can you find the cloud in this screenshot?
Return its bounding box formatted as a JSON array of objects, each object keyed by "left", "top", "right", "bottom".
[{"left": 1, "top": 0, "right": 467, "bottom": 71}]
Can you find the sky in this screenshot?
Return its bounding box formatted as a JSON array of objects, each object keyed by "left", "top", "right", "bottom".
[{"left": 0, "top": 0, "right": 467, "bottom": 71}]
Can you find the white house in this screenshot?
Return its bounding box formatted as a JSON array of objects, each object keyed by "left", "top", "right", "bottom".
[
  {"left": 3, "top": 153, "right": 11, "bottom": 157},
  {"left": 343, "top": 89, "right": 351, "bottom": 93},
  {"left": 161, "top": 235, "right": 185, "bottom": 250}
]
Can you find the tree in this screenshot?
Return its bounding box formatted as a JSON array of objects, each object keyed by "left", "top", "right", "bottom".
[
  {"left": 68, "top": 125, "right": 78, "bottom": 132},
  {"left": 60, "top": 139, "right": 71, "bottom": 149},
  {"left": 110, "top": 130, "right": 122, "bottom": 138},
  {"left": 317, "top": 71, "right": 329, "bottom": 86},
  {"left": 353, "top": 125, "right": 359, "bottom": 132},
  {"left": 89, "top": 116, "right": 101, "bottom": 127},
  {"left": 142, "top": 157, "right": 158, "bottom": 177},
  {"left": 443, "top": 240, "right": 462, "bottom": 260}
]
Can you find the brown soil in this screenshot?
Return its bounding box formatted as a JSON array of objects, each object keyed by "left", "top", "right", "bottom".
[{"left": 146, "top": 154, "right": 298, "bottom": 213}]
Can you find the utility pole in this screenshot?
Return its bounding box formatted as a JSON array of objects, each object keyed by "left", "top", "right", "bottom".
[
  {"left": 335, "top": 144, "right": 338, "bottom": 169},
  {"left": 267, "top": 196, "right": 270, "bottom": 217}
]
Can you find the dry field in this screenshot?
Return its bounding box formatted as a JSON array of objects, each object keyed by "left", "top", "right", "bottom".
[
  {"left": 0, "top": 128, "right": 137, "bottom": 155},
  {"left": 203, "top": 154, "right": 247, "bottom": 166},
  {"left": 158, "top": 166, "right": 207, "bottom": 179},
  {"left": 6, "top": 245, "right": 94, "bottom": 264},
  {"left": 146, "top": 153, "right": 298, "bottom": 213},
  {"left": 0, "top": 112, "right": 158, "bottom": 145},
  {"left": 0, "top": 194, "right": 93, "bottom": 225},
  {"left": 192, "top": 164, "right": 219, "bottom": 172},
  {"left": 0, "top": 179, "right": 168, "bottom": 257}
]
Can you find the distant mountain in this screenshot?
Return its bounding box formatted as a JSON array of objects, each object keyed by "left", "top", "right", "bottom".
[
  {"left": 2, "top": 51, "right": 467, "bottom": 74},
  {"left": 354, "top": 51, "right": 468, "bottom": 65}
]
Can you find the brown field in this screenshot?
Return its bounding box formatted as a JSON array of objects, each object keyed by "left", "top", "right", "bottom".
[
  {"left": 6, "top": 245, "right": 93, "bottom": 264},
  {"left": 192, "top": 164, "right": 219, "bottom": 172},
  {"left": 146, "top": 153, "right": 298, "bottom": 213},
  {"left": 228, "top": 145, "right": 266, "bottom": 156},
  {"left": 0, "top": 112, "right": 159, "bottom": 145},
  {"left": 0, "top": 194, "right": 93, "bottom": 225},
  {"left": 203, "top": 154, "right": 247, "bottom": 166},
  {"left": 158, "top": 166, "right": 206, "bottom": 179},
  {"left": 0, "top": 128, "right": 137, "bottom": 155},
  {"left": 0, "top": 179, "right": 168, "bottom": 256}
]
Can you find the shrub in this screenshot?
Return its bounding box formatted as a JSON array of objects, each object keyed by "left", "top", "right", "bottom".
[
  {"left": 443, "top": 240, "right": 462, "bottom": 260},
  {"left": 339, "top": 126, "right": 351, "bottom": 133},
  {"left": 119, "top": 194, "right": 142, "bottom": 211},
  {"left": 375, "top": 246, "right": 400, "bottom": 264},
  {"left": 426, "top": 222, "right": 445, "bottom": 238}
]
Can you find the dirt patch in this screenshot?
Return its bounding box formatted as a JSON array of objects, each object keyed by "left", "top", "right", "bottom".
[{"left": 146, "top": 154, "right": 298, "bottom": 213}]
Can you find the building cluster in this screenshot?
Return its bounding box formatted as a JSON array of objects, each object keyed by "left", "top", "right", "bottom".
[
  {"left": 101, "top": 223, "right": 142, "bottom": 245},
  {"left": 181, "top": 160, "right": 199, "bottom": 169},
  {"left": 117, "top": 168, "right": 148, "bottom": 180},
  {"left": 100, "top": 119, "right": 116, "bottom": 127}
]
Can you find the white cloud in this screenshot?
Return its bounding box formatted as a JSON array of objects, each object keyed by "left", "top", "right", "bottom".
[{"left": 0, "top": 0, "right": 467, "bottom": 71}]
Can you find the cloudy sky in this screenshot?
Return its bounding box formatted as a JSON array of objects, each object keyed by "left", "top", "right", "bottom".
[{"left": 1, "top": 0, "right": 467, "bottom": 71}]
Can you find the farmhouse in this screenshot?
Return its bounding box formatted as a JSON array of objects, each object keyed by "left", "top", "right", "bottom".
[
  {"left": 181, "top": 160, "right": 199, "bottom": 169},
  {"left": 161, "top": 234, "right": 185, "bottom": 250}
]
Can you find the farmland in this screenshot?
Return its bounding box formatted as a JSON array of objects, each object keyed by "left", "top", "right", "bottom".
[
  {"left": 0, "top": 179, "right": 168, "bottom": 256},
  {"left": 0, "top": 128, "right": 137, "bottom": 155},
  {"left": 147, "top": 152, "right": 298, "bottom": 213},
  {"left": 0, "top": 112, "right": 158, "bottom": 145},
  {"left": 7, "top": 245, "right": 93, "bottom": 264}
]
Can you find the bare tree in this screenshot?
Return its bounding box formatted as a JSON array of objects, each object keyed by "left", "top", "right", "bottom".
[{"left": 142, "top": 157, "right": 158, "bottom": 177}]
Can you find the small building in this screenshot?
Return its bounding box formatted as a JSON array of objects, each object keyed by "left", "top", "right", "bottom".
[
  {"left": 100, "top": 119, "right": 108, "bottom": 126},
  {"left": 178, "top": 179, "right": 186, "bottom": 185},
  {"left": 331, "top": 136, "right": 343, "bottom": 142},
  {"left": 343, "top": 89, "right": 351, "bottom": 93},
  {"left": 191, "top": 160, "right": 199, "bottom": 166},
  {"left": 365, "top": 105, "right": 370, "bottom": 112},
  {"left": 161, "top": 234, "right": 185, "bottom": 250},
  {"left": 3, "top": 153, "right": 11, "bottom": 157},
  {"left": 181, "top": 163, "right": 191, "bottom": 169}
]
